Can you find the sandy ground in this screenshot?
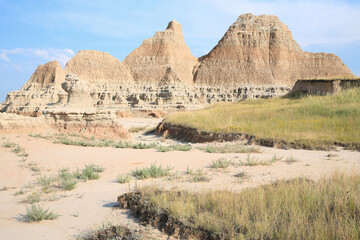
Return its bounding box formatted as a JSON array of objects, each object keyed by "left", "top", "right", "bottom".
[{"left": 0, "top": 118, "right": 359, "bottom": 239}]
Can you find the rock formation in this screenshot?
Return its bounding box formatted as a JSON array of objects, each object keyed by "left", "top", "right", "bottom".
[
  {"left": 0, "top": 113, "right": 51, "bottom": 134},
  {"left": 123, "top": 20, "right": 198, "bottom": 85},
  {"left": 22, "top": 60, "right": 65, "bottom": 90},
  {"left": 194, "top": 13, "right": 354, "bottom": 87},
  {"left": 1, "top": 14, "right": 354, "bottom": 116},
  {"left": 291, "top": 78, "right": 360, "bottom": 95},
  {"left": 1, "top": 60, "right": 66, "bottom": 115},
  {"left": 65, "top": 50, "right": 134, "bottom": 85},
  {"left": 60, "top": 74, "right": 94, "bottom": 107}
]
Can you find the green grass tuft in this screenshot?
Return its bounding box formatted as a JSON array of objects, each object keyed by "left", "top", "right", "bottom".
[
  {"left": 131, "top": 163, "right": 171, "bottom": 180},
  {"left": 209, "top": 158, "right": 232, "bottom": 169},
  {"left": 23, "top": 204, "right": 59, "bottom": 222},
  {"left": 2, "top": 140, "right": 16, "bottom": 148},
  {"left": 116, "top": 173, "right": 132, "bottom": 183}
]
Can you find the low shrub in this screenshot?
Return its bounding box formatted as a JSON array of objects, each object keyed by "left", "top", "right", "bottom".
[{"left": 23, "top": 204, "right": 59, "bottom": 222}]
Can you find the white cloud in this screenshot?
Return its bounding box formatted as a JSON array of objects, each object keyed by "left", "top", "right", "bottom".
[{"left": 0, "top": 48, "right": 74, "bottom": 66}]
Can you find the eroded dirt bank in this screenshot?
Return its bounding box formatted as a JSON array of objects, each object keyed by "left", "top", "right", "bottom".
[{"left": 156, "top": 121, "right": 358, "bottom": 151}]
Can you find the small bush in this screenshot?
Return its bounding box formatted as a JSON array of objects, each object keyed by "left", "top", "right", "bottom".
[
  {"left": 132, "top": 163, "right": 171, "bottom": 180},
  {"left": 27, "top": 162, "right": 42, "bottom": 174},
  {"left": 11, "top": 144, "right": 24, "bottom": 154},
  {"left": 23, "top": 204, "right": 59, "bottom": 222},
  {"left": 189, "top": 169, "right": 211, "bottom": 182},
  {"left": 284, "top": 156, "right": 298, "bottom": 164},
  {"left": 132, "top": 142, "right": 157, "bottom": 149},
  {"left": 85, "top": 164, "right": 105, "bottom": 173},
  {"left": 113, "top": 141, "right": 132, "bottom": 148},
  {"left": 60, "top": 178, "right": 78, "bottom": 191},
  {"left": 156, "top": 145, "right": 173, "bottom": 152},
  {"left": 37, "top": 175, "right": 53, "bottom": 191},
  {"left": 80, "top": 167, "right": 100, "bottom": 181},
  {"left": 240, "top": 154, "right": 272, "bottom": 166},
  {"left": 72, "top": 164, "right": 105, "bottom": 181},
  {"left": 18, "top": 152, "right": 29, "bottom": 157},
  {"left": 209, "top": 158, "right": 232, "bottom": 169},
  {"left": 2, "top": 140, "right": 16, "bottom": 148},
  {"left": 270, "top": 154, "right": 282, "bottom": 163},
  {"left": 185, "top": 166, "right": 194, "bottom": 175},
  {"left": 14, "top": 190, "right": 26, "bottom": 196},
  {"left": 116, "top": 173, "right": 132, "bottom": 183},
  {"left": 58, "top": 168, "right": 73, "bottom": 180},
  {"left": 26, "top": 192, "right": 41, "bottom": 204}
]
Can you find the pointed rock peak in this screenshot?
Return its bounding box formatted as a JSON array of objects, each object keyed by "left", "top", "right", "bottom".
[
  {"left": 233, "top": 13, "right": 281, "bottom": 26},
  {"left": 21, "top": 60, "right": 65, "bottom": 91},
  {"left": 166, "top": 19, "right": 182, "bottom": 32},
  {"left": 47, "top": 60, "right": 63, "bottom": 68}
]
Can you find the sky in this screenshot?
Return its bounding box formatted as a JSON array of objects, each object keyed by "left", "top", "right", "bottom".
[{"left": 1, "top": 0, "right": 359, "bottom": 102}]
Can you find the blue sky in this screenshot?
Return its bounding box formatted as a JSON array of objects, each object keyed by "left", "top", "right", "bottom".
[{"left": 1, "top": 0, "right": 359, "bottom": 102}]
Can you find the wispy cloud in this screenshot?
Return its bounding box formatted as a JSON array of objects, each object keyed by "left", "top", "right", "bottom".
[{"left": 0, "top": 48, "right": 74, "bottom": 66}]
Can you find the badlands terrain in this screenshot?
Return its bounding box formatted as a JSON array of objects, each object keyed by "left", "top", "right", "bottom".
[{"left": 0, "top": 13, "right": 359, "bottom": 240}]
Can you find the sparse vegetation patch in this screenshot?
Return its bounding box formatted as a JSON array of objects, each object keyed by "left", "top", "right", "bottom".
[
  {"left": 157, "top": 144, "right": 192, "bottom": 152},
  {"left": 200, "top": 143, "right": 260, "bottom": 153},
  {"left": 119, "top": 173, "right": 360, "bottom": 239},
  {"left": 209, "top": 158, "right": 232, "bottom": 169}
]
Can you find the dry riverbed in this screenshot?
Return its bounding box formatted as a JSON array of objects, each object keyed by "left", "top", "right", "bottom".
[{"left": 0, "top": 118, "right": 359, "bottom": 240}]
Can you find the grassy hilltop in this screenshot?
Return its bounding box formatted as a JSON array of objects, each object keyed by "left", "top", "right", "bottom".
[{"left": 165, "top": 88, "right": 360, "bottom": 149}]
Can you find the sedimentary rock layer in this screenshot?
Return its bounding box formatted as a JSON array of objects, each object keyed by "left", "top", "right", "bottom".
[
  {"left": 65, "top": 50, "right": 134, "bottom": 84},
  {"left": 22, "top": 60, "right": 65, "bottom": 90},
  {"left": 194, "top": 13, "right": 354, "bottom": 86},
  {"left": 123, "top": 20, "right": 198, "bottom": 85}
]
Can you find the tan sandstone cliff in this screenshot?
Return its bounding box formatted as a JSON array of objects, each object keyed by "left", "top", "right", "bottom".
[
  {"left": 123, "top": 20, "right": 198, "bottom": 86},
  {"left": 194, "top": 13, "right": 354, "bottom": 87},
  {"left": 65, "top": 50, "right": 134, "bottom": 85}
]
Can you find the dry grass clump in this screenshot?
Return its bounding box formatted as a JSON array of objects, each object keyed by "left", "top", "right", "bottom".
[
  {"left": 200, "top": 143, "right": 260, "bottom": 153},
  {"left": 239, "top": 154, "right": 279, "bottom": 166},
  {"left": 165, "top": 88, "right": 360, "bottom": 149},
  {"left": 116, "top": 173, "right": 132, "bottom": 183},
  {"left": 209, "top": 158, "right": 232, "bottom": 169},
  {"left": 185, "top": 166, "right": 211, "bottom": 182},
  {"left": 2, "top": 140, "right": 16, "bottom": 148},
  {"left": 128, "top": 126, "right": 148, "bottom": 133},
  {"left": 113, "top": 141, "right": 157, "bottom": 149},
  {"left": 157, "top": 144, "right": 192, "bottom": 152},
  {"left": 54, "top": 135, "right": 114, "bottom": 147},
  {"left": 140, "top": 173, "right": 360, "bottom": 239}
]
